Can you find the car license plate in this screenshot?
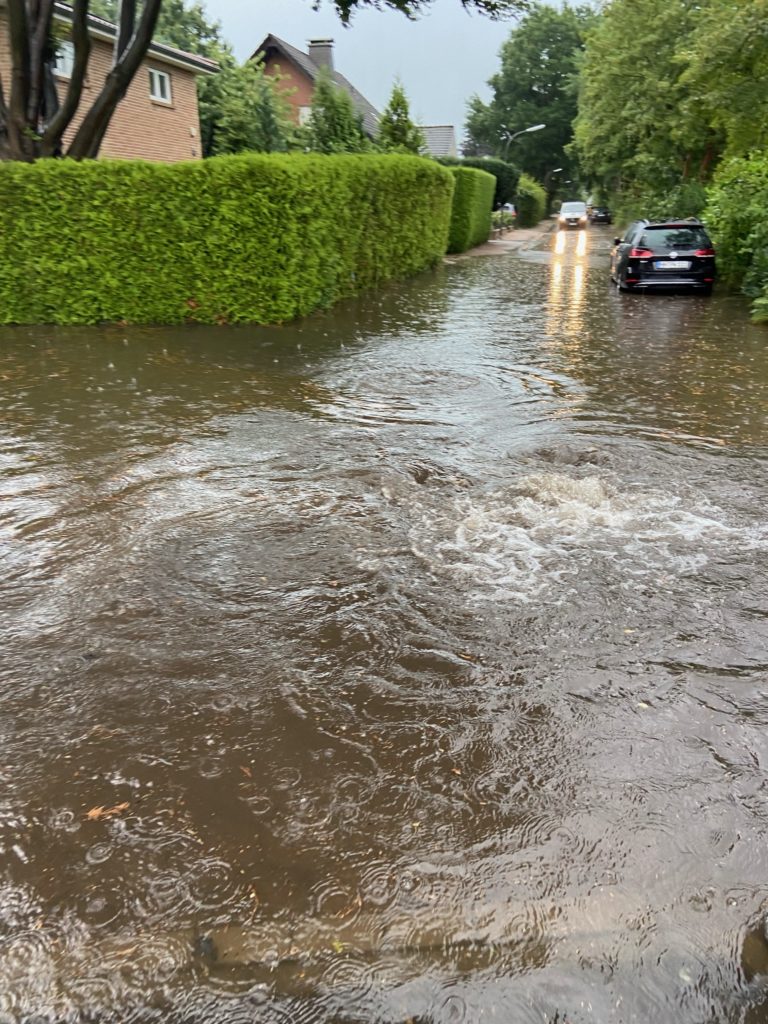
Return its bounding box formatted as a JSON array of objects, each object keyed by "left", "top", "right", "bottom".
[{"left": 655, "top": 260, "right": 690, "bottom": 270}]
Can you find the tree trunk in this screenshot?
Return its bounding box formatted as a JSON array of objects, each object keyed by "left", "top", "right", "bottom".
[
  {"left": 5, "top": 0, "right": 34, "bottom": 160},
  {"left": 67, "top": 0, "right": 163, "bottom": 159},
  {"left": 0, "top": 0, "right": 165, "bottom": 162},
  {"left": 40, "top": 0, "right": 91, "bottom": 157}
]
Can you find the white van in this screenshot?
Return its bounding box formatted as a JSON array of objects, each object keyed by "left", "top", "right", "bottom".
[{"left": 558, "top": 201, "right": 588, "bottom": 229}]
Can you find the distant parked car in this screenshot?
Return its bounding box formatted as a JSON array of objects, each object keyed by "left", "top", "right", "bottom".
[
  {"left": 501, "top": 203, "right": 516, "bottom": 217},
  {"left": 610, "top": 218, "right": 716, "bottom": 295},
  {"left": 558, "top": 201, "right": 588, "bottom": 229},
  {"left": 589, "top": 206, "right": 612, "bottom": 224}
]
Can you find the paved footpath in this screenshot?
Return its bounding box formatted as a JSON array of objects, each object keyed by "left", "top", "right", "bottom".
[{"left": 445, "top": 219, "right": 555, "bottom": 262}]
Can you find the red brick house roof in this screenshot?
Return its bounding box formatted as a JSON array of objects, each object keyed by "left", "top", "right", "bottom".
[{"left": 253, "top": 34, "right": 379, "bottom": 136}]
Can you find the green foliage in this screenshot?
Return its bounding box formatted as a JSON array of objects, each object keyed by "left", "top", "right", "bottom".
[
  {"left": 679, "top": 0, "right": 768, "bottom": 159},
  {"left": 89, "top": 0, "right": 224, "bottom": 57},
  {"left": 704, "top": 155, "right": 768, "bottom": 318},
  {"left": 330, "top": 0, "right": 527, "bottom": 21},
  {"left": 438, "top": 156, "right": 520, "bottom": 208},
  {"left": 446, "top": 166, "right": 496, "bottom": 253},
  {"left": 209, "top": 61, "right": 295, "bottom": 155},
  {"left": 574, "top": 0, "right": 721, "bottom": 208},
  {"left": 378, "top": 80, "right": 425, "bottom": 154},
  {"left": 465, "top": 4, "right": 594, "bottom": 181},
  {"left": 0, "top": 154, "right": 454, "bottom": 325},
  {"left": 609, "top": 181, "right": 707, "bottom": 232},
  {"left": 307, "top": 68, "right": 369, "bottom": 154},
  {"left": 514, "top": 173, "right": 546, "bottom": 227}
]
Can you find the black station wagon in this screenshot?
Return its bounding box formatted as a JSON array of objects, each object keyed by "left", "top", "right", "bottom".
[{"left": 610, "top": 219, "right": 716, "bottom": 295}]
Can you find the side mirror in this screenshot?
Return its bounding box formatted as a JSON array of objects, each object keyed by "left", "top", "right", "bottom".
[{"left": 614, "top": 237, "right": 622, "bottom": 246}]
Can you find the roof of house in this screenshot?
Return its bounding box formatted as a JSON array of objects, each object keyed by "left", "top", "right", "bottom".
[
  {"left": 51, "top": 1, "right": 219, "bottom": 75},
  {"left": 253, "top": 34, "right": 380, "bottom": 136},
  {"left": 421, "top": 125, "right": 458, "bottom": 159}
]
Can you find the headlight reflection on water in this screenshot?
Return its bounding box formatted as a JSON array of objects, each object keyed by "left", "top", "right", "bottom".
[{"left": 548, "top": 229, "right": 589, "bottom": 344}]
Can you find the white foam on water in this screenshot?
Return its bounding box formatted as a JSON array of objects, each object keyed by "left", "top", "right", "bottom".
[{"left": 407, "top": 471, "right": 765, "bottom": 604}]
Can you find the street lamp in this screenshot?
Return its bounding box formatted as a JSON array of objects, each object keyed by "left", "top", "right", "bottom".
[
  {"left": 500, "top": 122, "right": 545, "bottom": 159},
  {"left": 544, "top": 167, "right": 564, "bottom": 215}
]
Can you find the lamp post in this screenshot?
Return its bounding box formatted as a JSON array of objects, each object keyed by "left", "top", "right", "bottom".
[
  {"left": 500, "top": 122, "right": 545, "bottom": 160},
  {"left": 544, "top": 166, "right": 563, "bottom": 214}
]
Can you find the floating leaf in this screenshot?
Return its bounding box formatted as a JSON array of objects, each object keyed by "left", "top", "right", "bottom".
[{"left": 86, "top": 802, "right": 130, "bottom": 820}]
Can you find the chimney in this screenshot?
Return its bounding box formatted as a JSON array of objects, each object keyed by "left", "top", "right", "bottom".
[{"left": 308, "top": 39, "right": 334, "bottom": 71}]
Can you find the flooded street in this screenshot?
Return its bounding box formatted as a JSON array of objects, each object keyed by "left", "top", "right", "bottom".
[{"left": 1, "top": 225, "right": 768, "bottom": 1023}]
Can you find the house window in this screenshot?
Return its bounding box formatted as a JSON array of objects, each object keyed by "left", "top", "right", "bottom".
[
  {"left": 298, "top": 105, "right": 312, "bottom": 126},
  {"left": 54, "top": 41, "right": 75, "bottom": 79},
  {"left": 148, "top": 68, "right": 172, "bottom": 104}
]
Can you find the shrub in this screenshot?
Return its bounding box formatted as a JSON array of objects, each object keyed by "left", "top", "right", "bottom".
[
  {"left": 437, "top": 156, "right": 520, "bottom": 208},
  {"left": 704, "top": 155, "right": 768, "bottom": 318},
  {"left": 515, "top": 173, "right": 547, "bottom": 227},
  {"left": 0, "top": 153, "right": 454, "bottom": 325},
  {"left": 446, "top": 166, "right": 496, "bottom": 253}
]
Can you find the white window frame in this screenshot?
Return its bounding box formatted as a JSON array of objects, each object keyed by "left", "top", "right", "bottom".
[
  {"left": 54, "top": 40, "right": 75, "bottom": 79},
  {"left": 298, "top": 105, "right": 312, "bottom": 126},
  {"left": 148, "top": 68, "right": 172, "bottom": 104}
]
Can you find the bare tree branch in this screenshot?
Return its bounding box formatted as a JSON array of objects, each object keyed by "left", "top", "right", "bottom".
[{"left": 41, "top": 0, "right": 91, "bottom": 156}]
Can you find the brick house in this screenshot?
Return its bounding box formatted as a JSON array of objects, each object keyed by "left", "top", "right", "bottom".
[
  {"left": 0, "top": 1, "right": 218, "bottom": 161},
  {"left": 254, "top": 35, "right": 379, "bottom": 138}
]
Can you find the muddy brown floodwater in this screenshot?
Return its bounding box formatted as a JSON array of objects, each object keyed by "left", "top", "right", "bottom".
[{"left": 1, "top": 226, "right": 767, "bottom": 1023}]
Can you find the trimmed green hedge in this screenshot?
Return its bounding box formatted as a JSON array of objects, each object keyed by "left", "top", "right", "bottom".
[
  {"left": 446, "top": 166, "right": 496, "bottom": 253},
  {"left": 437, "top": 156, "right": 520, "bottom": 208},
  {"left": 0, "top": 153, "right": 455, "bottom": 325},
  {"left": 515, "top": 173, "right": 547, "bottom": 228}
]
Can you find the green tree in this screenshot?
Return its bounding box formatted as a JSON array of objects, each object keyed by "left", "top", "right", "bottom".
[
  {"left": 680, "top": 0, "right": 768, "bottom": 159},
  {"left": 464, "top": 4, "right": 594, "bottom": 181},
  {"left": 210, "top": 61, "right": 294, "bottom": 155},
  {"left": 378, "top": 79, "right": 425, "bottom": 154},
  {"left": 573, "top": 0, "right": 720, "bottom": 214},
  {"left": 307, "top": 67, "right": 369, "bottom": 153}
]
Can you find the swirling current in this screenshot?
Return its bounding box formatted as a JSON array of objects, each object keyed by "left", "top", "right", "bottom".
[{"left": 0, "top": 227, "right": 767, "bottom": 1023}]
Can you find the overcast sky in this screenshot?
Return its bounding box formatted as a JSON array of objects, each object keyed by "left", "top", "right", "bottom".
[{"left": 208, "top": 0, "right": 522, "bottom": 141}]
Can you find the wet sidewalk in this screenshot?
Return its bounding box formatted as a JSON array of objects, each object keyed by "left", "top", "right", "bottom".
[{"left": 445, "top": 219, "right": 556, "bottom": 261}]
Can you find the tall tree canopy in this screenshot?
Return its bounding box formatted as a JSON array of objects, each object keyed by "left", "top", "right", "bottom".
[
  {"left": 679, "top": 0, "right": 768, "bottom": 158},
  {"left": 573, "top": 0, "right": 722, "bottom": 212},
  {"left": 464, "top": 3, "right": 593, "bottom": 182},
  {"left": 0, "top": 0, "right": 528, "bottom": 163}
]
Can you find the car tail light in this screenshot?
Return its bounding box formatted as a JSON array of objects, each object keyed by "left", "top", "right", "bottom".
[
  {"left": 630, "top": 248, "right": 653, "bottom": 258},
  {"left": 695, "top": 248, "right": 715, "bottom": 256}
]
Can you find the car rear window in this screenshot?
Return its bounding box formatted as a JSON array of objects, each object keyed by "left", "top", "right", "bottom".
[
  {"left": 561, "top": 203, "right": 586, "bottom": 214},
  {"left": 639, "top": 226, "right": 711, "bottom": 250}
]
